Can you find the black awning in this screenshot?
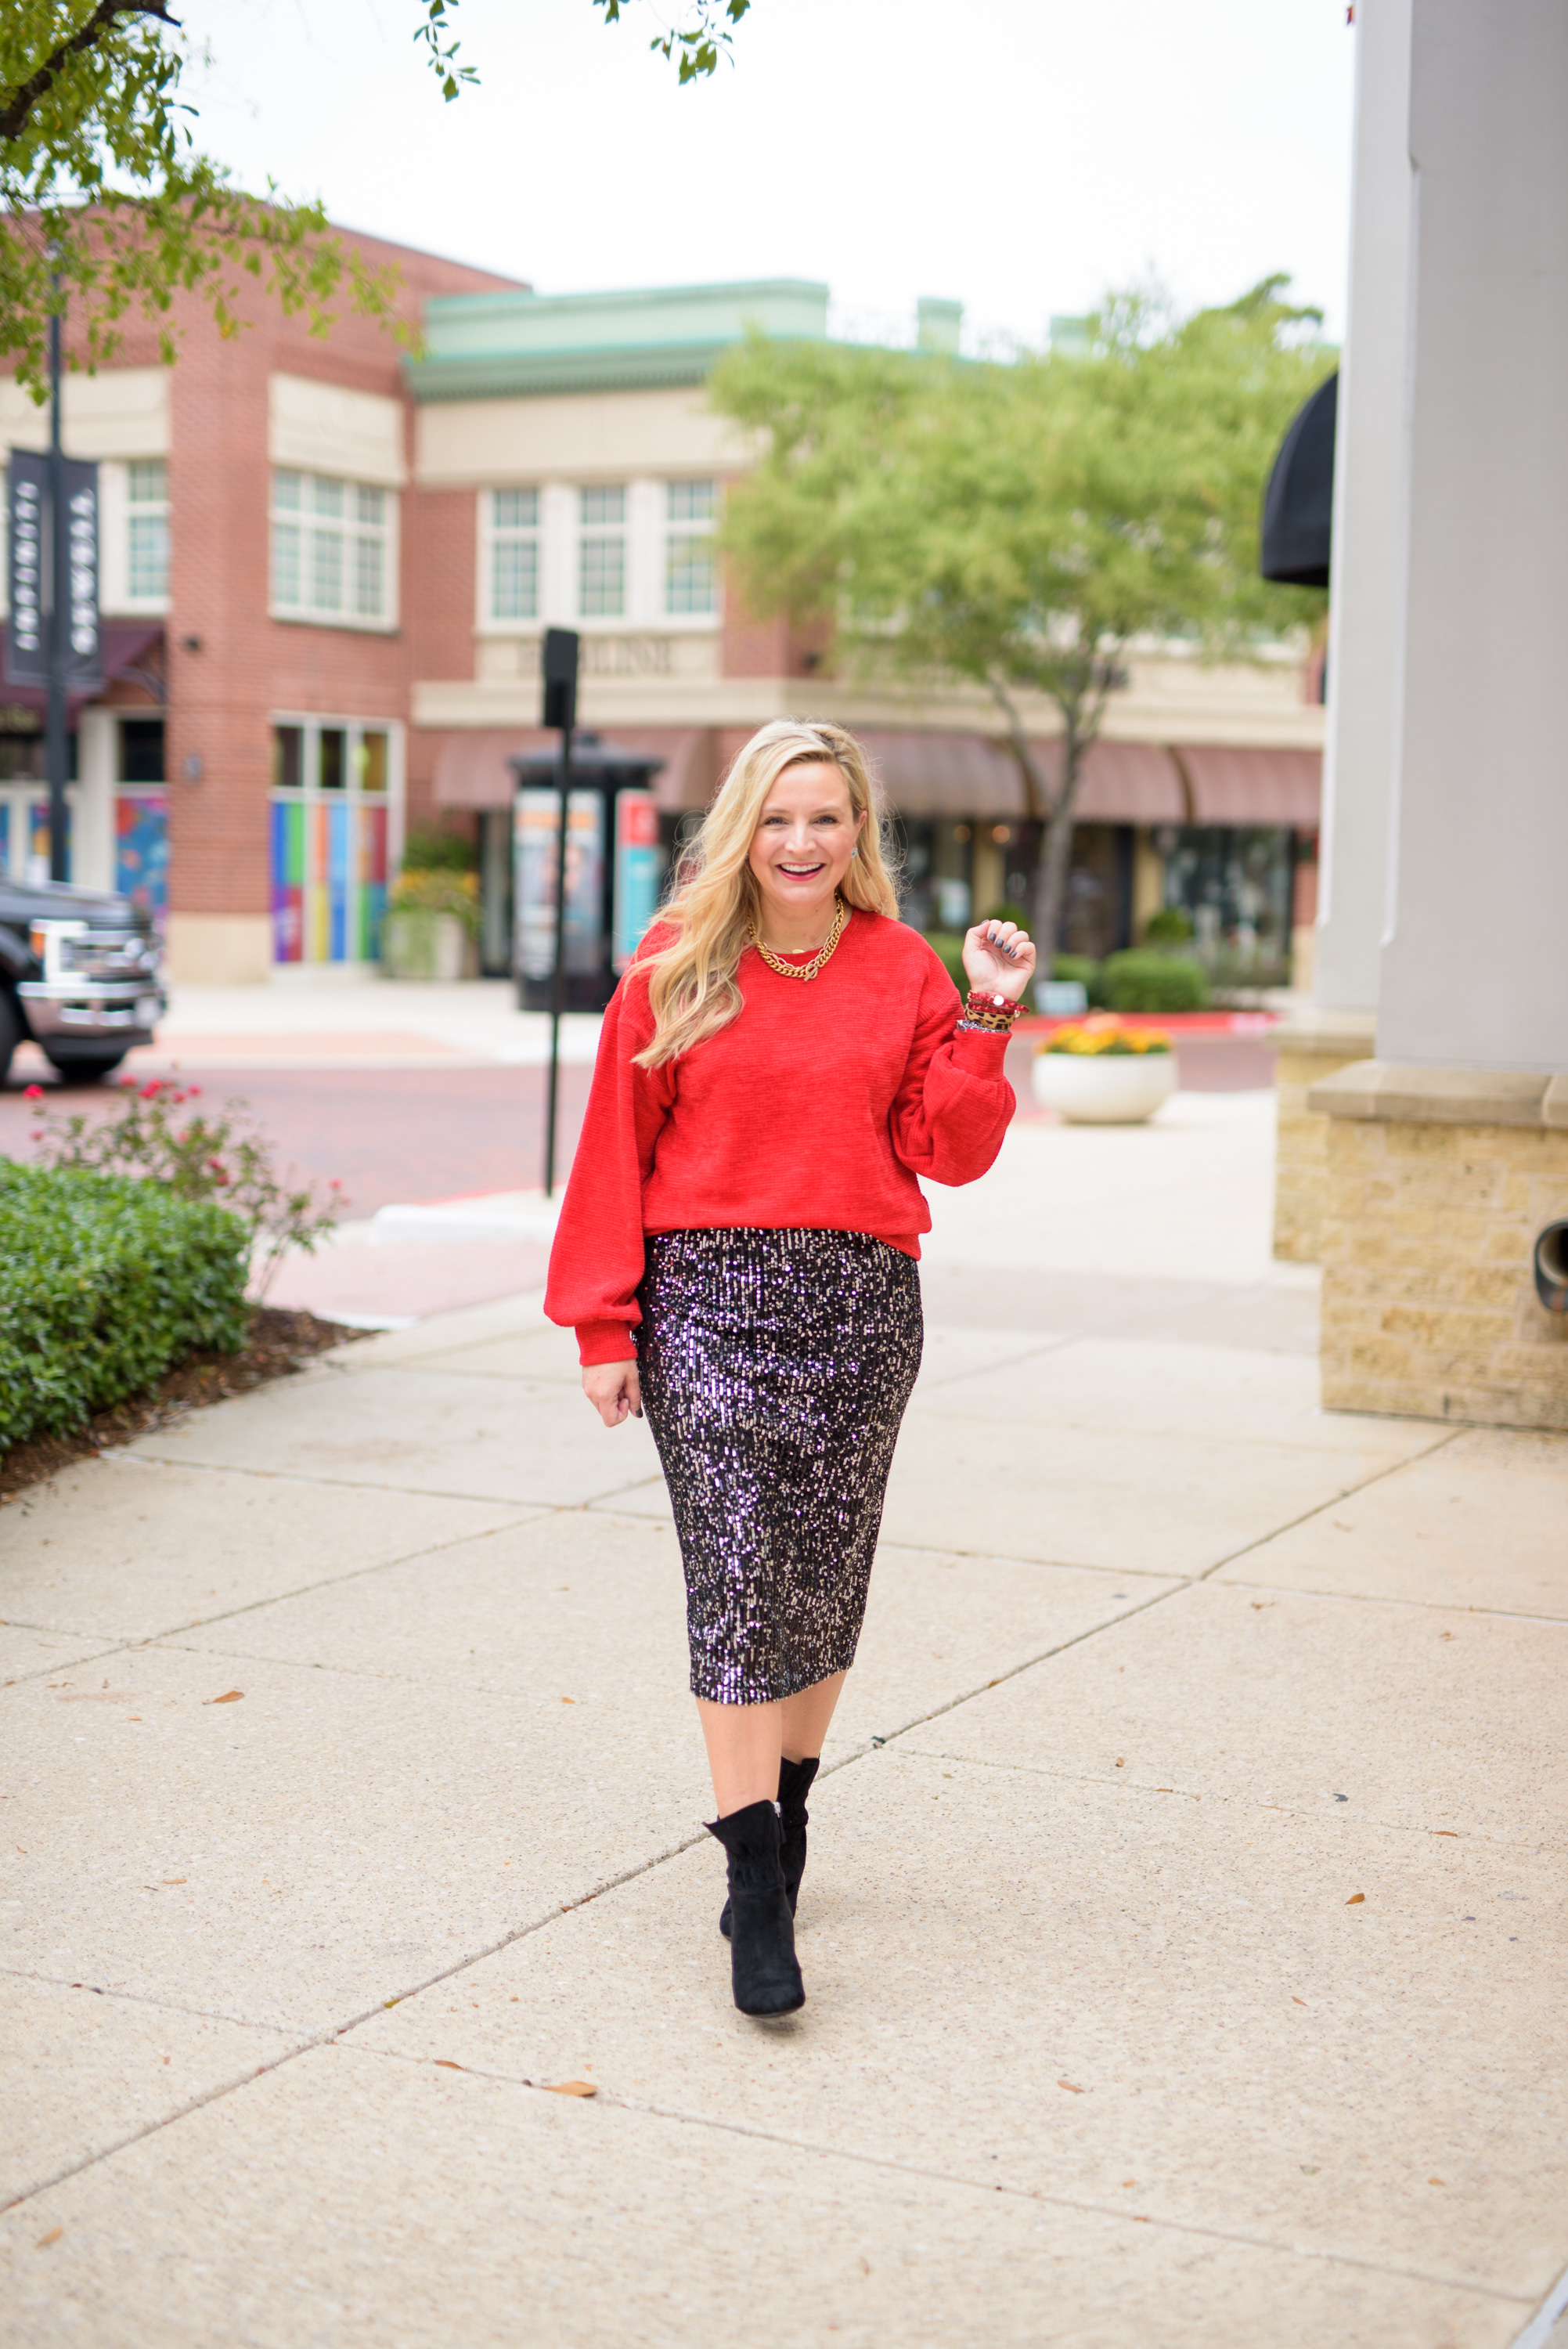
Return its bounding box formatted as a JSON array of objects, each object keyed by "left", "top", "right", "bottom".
[{"left": 1260, "top": 370, "right": 1337, "bottom": 588}]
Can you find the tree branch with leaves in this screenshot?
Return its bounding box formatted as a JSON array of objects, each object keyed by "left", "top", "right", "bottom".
[
  {"left": 2, "top": 0, "right": 756, "bottom": 399},
  {"left": 712, "top": 280, "right": 1331, "bottom": 967}
]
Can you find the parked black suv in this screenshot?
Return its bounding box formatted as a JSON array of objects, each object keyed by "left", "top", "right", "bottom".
[{"left": 0, "top": 876, "right": 165, "bottom": 1085}]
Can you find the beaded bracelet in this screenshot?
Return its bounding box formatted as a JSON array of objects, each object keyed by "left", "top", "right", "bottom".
[{"left": 957, "top": 989, "right": 1024, "bottom": 1034}]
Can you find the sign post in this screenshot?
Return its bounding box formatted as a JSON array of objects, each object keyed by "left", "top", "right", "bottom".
[{"left": 540, "top": 626, "right": 579, "bottom": 1199}]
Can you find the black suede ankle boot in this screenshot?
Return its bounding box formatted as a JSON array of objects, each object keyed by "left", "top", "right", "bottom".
[
  {"left": 705, "top": 1800, "right": 805, "bottom": 2017},
  {"left": 721, "top": 1755, "right": 819, "bottom": 1941}
]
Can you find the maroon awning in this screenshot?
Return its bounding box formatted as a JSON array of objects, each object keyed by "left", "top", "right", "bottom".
[
  {"left": 856, "top": 731, "right": 1186, "bottom": 823},
  {"left": 0, "top": 620, "right": 164, "bottom": 723},
  {"left": 1170, "top": 745, "right": 1321, "bottom": 825},
  {"left": 433, "top": 725, "right": 714, "bottom": 813}
]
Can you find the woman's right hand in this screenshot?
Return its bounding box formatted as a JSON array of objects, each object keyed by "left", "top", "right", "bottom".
[{"left": 582, "top": 1361, "right": 642, "bottom": 1427}]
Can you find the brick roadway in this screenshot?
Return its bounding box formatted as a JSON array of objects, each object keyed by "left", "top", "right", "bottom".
[
  {"left": 1, "top": 1034, "right": 1275, "bottom": 1211},
  {"left": 0, "top": 1063, "right": 596, "bottom": 1219}
]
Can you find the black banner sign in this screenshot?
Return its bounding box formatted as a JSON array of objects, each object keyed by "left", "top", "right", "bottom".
[{"left": 5, "top": 448, "right": 101, "bottom": 691}]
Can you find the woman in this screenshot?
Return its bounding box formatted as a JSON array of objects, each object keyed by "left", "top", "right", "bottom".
[{"left": 546, "top": 719, "right": 1035, "bottom": 2018}]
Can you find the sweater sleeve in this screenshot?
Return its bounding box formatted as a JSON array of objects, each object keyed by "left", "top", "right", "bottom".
[
  {"left": 889, "top": 958, "right": 1016, "bottom": 1186},
  {"left": 544, "top": 971, "right": 675, "bottom": 1365}
]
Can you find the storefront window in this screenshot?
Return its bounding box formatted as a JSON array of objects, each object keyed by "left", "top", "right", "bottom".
[
  {"left": 1159, "top": 825, "right": 1294, "bottom": 984},
  {"left": 269, "top": 718, "right": 396, "bottom": 965}
]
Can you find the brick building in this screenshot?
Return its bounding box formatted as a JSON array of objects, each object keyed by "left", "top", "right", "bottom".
[{"left": 0, "top": 234, "right": 1324, "bottom": 985}]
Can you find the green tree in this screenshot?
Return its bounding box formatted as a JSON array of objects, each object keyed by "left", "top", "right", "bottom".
[
  {"left": 712, "top": 280, "right": 1332, "bottom": 965},
  {"left": 1, "top": 0, "right": 753, "bottom": 397}
]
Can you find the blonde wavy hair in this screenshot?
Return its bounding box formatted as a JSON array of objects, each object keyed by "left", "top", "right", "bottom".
[{"left": 633, "top": 719, "right": 899, "bottom": 1069}]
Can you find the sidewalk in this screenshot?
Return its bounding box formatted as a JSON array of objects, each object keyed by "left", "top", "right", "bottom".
[{"left": 2, "top": 1103, "right": 1566, "bottom": 2346}]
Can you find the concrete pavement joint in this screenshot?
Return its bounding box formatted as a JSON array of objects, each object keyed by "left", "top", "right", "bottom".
[
  {"left": 0, "top": 1832, "right": 714, "bottom": 2217},
  {"left": 326, "top": 2039, "right": 1537, "bottom": 2313},
  {"left": 0, "top": 1639, "right": 140, "bottom": 1688},
  {"left": 1187, "top": 1427, "right": 1466, "bottom": 1584},
  {"left": 881, "top": 1746, "right": 1554, "bottom": 1849}
]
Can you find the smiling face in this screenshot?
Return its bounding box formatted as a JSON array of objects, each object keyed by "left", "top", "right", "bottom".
[{"left": 747, "top": 760, "right": 865, "bottom": 942}]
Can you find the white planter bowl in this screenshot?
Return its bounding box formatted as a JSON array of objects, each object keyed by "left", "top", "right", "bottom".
[{"left": 1031, "top": 1051, "right": 1177, "bottom": 1124}]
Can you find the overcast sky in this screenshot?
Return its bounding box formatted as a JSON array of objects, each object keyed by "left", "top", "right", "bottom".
[{"left": 186, "top": 0, "right": 1356, "bottom": 350}]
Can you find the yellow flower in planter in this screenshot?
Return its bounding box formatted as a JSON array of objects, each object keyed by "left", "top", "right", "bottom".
[{"left": 1039, "top": 1019, "right": 1171, "bottom": 1057}]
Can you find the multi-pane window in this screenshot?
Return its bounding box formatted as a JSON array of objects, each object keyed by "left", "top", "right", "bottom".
[
  {"left": 271, "top": 471, "right": 393, "bottom": 626},
  {"left": 665, "top": 478, "right": 717, "bottom": 616},
  {"left": 578, "top": 485, "right": 625, "bottom": 619},
  {"left": 126, "top": 460, "right": 170, "bottom": 602},
  {"left": 489, "top": 488, "right": 539, "bottom": 621}
]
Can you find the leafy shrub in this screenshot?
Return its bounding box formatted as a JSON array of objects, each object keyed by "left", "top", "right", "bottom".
[
  {"left": 401, "top": 826, "right": 477, "bottom": 874},
  {"left": 1141, "top": 907, "right": 1195, "bottom": 947},
  {"left": 1051, "top": 953, "right": 1106, "bottom": 1006},
  {"left": 1099, "top": 949, "right": 1210, "bottom": 1013},
  {"left": 0, "top": 1161, "right": 251, "bottom": 1451},
  {"left": 922, "top": 930, "right": 970, "bottom": 991},
  {"left": 387, "top": 868, "right": 482, "bottom": 933},
  {"left": 982, "top": 902, "right": 1030, "bottom": 930},
  {"left": 23, "top": 1078, "right": 344, "bottom": 1297}
]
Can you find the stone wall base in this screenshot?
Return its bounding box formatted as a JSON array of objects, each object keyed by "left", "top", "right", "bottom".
[
  {"left": 164, "top": 915, "right": 273, "bottom": 987},
  {"left": 1311, "top": 1063, "right": 1568, "bottom": 1429},
  {"left": 1271, "top": 1012, "right": 1378, "bottom": 1262}
]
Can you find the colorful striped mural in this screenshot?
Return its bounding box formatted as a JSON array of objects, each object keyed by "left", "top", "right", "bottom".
[
  {"left": 269, "top": 777, "right": 388, "bottom": 967},
  {"left": 271, "top": 799, "right": 306, "bottom": 963},
  {"left": 115, "top": 792, "right": 169, "bottom": 923}
]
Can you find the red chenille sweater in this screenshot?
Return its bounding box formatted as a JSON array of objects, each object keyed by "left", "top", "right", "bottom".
[{"left": 545, "top": 910, "right": 1015, "bottom": 1365}]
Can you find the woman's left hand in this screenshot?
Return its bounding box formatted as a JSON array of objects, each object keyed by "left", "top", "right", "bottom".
[{"left": 961, "top": 918, "right": 1037, "bottom": 1002}]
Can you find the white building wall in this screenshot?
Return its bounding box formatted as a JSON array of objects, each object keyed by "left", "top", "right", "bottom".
[
  {"left": 1314, "top": 0, "right": 1413, "bottom": 1014},
  {"left": 1377, "top": 0, "right": 1568, "bottom": 1072}
]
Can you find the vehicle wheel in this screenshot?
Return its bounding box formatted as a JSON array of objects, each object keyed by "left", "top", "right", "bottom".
[
  {"left": 0, "top": 992, "right": 20, "bottom": 1085},
  {"left": 43, "top": 1051, "right": 128, "bottom": 1084}
]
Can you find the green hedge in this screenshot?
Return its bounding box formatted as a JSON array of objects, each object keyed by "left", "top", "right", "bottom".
[
  {"left": 1099, "top": 950, "right": 1211, "bottom": 1013},
  {"left": 923, "top": 930, "right": 971, "bottom": 991},
  {"left": 0, "top": 1162, "right": 251, "bottom": 1451}
]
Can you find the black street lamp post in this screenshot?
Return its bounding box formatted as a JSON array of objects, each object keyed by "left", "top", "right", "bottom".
[
  {"left": 540, "top": 626, "right": 579, "bottom": 1200},
  {"left": 46, "top": 276, "right": 69, "bottom": 882}
]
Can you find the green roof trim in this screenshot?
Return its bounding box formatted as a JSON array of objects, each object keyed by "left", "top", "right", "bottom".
[{"left": 407, "top": 277, "right": 829, "bottom": 404}]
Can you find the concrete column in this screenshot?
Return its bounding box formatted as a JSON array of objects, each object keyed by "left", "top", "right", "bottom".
[
  {"left": 1313, "top": 0, "right": 1412, "bottom": 1015},
  {"left": 1378, "top": 0, "right": 1568, "bottom": 1072},
  {"left": 74, "top": 707, "right": 117, "bottom": 894}
]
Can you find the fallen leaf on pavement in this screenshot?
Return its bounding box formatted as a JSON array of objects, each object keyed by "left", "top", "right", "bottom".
[
  {"left": 1057, "top": 2079, "right": 1083, "bottom": 2094},
  {"left": 561, "top": 1697, "right": 575, "bottom": 1705},
  {"left": 1300, "top": 2165, "right": 1320, "bottom": 2176},
  {"left": 543, "top": 2080, "right": 597, "bottom": 2098},
  {"left": 433, "top": 2059, "right": 465, "bottom": 2071},
  {"left": 1346, "top": 1893, "right": 1365, "bottom": 1905},
  {"left": 36, "top": 2228, "right": 61, "bottom": 2248},
  {"left": 161, "top": 1878, "right": 186, "bottom": 1886},
  {"left": 1433, "top": 1830, "right": 1458, "bottom": 1837},
  {"left": 1429, "top": 2178, "right": 1445, "bottom": 2186},
  {"left": 205, "top": 1691, "right": 243, "bottom": 1705},
  {"left": 1292, "top": 1997, "right": 1307, "bottom": 2006}
]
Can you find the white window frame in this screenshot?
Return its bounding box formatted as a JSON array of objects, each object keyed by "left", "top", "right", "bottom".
[
  {"left": 662, "top": 477, "right": 719, "bottom": 620},
  {"left": 481, "top": 486, "right": 542, "bottom": 627},
  {"left": 270, "top": 470, "right": 400, "bottom": 633},
  {"left": 473, "top": 475, "right": 724, "bottom": 639},
  {"left": 575, "top": 482, "right": 628, "bottom": 622}
]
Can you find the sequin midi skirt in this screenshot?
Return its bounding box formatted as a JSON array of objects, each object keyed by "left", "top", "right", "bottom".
[{"left": 636, "top": 1227, "right": 924, "bottom": 1705}]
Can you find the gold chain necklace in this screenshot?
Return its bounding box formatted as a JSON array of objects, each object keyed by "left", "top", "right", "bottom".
[{"left": 750, "top": 894, "right": 849, "bottom": 983}]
